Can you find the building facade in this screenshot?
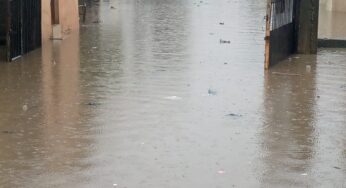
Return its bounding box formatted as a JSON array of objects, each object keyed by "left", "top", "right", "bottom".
[
  {"left": 42, "top": 0, "right": 80, "bottom": 41},
  {"left": 0, "top": 0, "right": 79, "bottom": 61},
  {"left": 321, "top": 0, "right": 346, "bottom": 12}
]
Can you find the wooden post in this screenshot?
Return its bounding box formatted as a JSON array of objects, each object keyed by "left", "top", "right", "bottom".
[
  {"left": 295, "top": 0, "right": 320, "bottom": 54},
  {"left": 264, "top": 0, "right": 272, "bottom": 70}
]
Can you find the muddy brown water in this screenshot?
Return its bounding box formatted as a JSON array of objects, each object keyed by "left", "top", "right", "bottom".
[{"left": 1, "top": 0, "right": 346, "bottom": 187}]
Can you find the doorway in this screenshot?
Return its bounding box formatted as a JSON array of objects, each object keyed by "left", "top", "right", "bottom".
[
  {"left": 0, "top": 0, "right": 8, "bottom": 62},
  {"left": 264, "top": 0, "right": 296, "bottom": 69},
  {"left": 1, "top": 0, "right": 41, "bottom": 62}
]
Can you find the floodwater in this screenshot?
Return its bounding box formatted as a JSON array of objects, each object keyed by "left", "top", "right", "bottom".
[{"left": 1, "top": 0, "right": 346, "bottom": 187}]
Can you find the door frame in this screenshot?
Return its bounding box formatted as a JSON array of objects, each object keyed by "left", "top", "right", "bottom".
[{"left": 5, "top": 0, "right": 42, "bottom": 62}]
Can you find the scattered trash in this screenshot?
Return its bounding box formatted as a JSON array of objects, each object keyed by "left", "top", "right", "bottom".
[
  {"left": 219, "top": 22, "right": 225, "bottom": 25},
  {"left": 113, "top": 183, "right": 118, "bottom": 187},
  {"left": 92, "top": 20, "right": 102, "bottom": 24},
  {"left": 110, "top": 6, "right": 116, "bottom": 9},
  {"left": 217, "top": 170, "right": 226, "bottom": 174},
  {"left": 92, "top": 47, "right": 98, "bottom": 49},
  {"left": 2, "top": 131, "right": 14, "bottom": 134},
  {"left": 224, "top": 62, "right": 228, "bottom": 65},
  {"left": 86, "top": 102, "right": 102, "bottom": 106},
  {"left": 208, "top": 89, "right": 217, "bottom": 96},
  {"left": 164, "top": 96, "right": 182, "bottom": 100},
  {"left": 333, "top": 166, "right": 341, "bottom": 170},
  {"left": 225, "top": 113, "right": 242, "bottom": 117},
  {"left": 306, "top": 65, "right": 311, "bottom": 72},
  {"left": 22, "top": 105, "right": 28, "bottom": 111},
  {"left": 220, "top": 39, "right": 231, "bottom": 44},
  {"left": 301, "top": 173, "right": 308, "bottom": 176}
]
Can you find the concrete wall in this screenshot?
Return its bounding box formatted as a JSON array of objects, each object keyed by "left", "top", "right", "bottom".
[
  {"left": 42, "top": 0, "right": 79, "bottom": 42},
  {"left": 320, "top": 0, "right": 346, "bottom": 12},
  {"left": 0, "top": 1, "right": 7, "bottom": 44}
]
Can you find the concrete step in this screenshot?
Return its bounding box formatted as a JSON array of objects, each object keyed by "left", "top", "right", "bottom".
[{"left": 318, "top": 39, "right": 346, "bottom": 48}]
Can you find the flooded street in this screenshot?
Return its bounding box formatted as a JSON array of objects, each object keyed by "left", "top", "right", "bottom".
[{"left": 1, "top": 0, "right": 346, "bottom": 187}]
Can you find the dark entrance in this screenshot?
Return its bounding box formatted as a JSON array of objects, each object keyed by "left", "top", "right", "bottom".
[
  {"left": 0, "top": 0, "right": 7, "bottom": 61},
  {"left": 265, "top": 0, "right": 319, "bottom": 69},
  {"left": 1, "top": 0, "right": 41, "bottom": 62}
]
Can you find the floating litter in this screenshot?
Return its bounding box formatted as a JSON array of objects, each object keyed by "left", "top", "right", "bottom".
[{"left": 164, "top": 96, "right": 182, "bottom": 100}]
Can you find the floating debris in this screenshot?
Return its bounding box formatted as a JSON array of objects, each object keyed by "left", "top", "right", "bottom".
[
  {"left": 272, "top": 72, "right": 300, "bottom": 76},
  {"left": 22, "top": 105, "right": 28, "bottom": 111},
  {"left": 217, "top": 170, "right": 226, "bottom": 174},
  {"left": 164, "top": 96, "right": 182, "bottom": 100},
  {"left": 220, "top": 39, "right": 231, "bottom": 44},
  {"left": 2, "top": 131, "right": 14, "bottom": 134},
  {"left": 86, "top": 102, "right": 102, "bottom": 106},
  {"left": 306, "top": 65, "right": 311, "bottom": 72},
  {"left": 225, "top": 113, "right": 242, "bottom": 117},
  {"left": 92, "top": 20, "right": 102, "bottom": 24},
  {"left": 208, "top": 89, "right": 217, "bottom": 96}
]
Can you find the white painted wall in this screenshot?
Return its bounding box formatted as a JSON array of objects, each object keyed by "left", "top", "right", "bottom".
[{"left": 320, "top": 0, "right": 346, "bottom": 12}]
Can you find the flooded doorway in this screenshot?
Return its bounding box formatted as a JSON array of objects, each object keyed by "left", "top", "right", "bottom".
[
  {"left": 1, "top": 0, "right": 41, "bottom": 62},
  {"left": 0, "top": 0, "right": 7, "bottom": 62},
  {"left": 265, "top": 0, "right": 319, "bottom": 68},
  {"left": 265, "top": 0, "right": 295, "bottom": 69}
]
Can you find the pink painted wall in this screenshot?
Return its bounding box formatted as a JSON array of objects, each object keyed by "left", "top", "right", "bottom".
[{"left": 42, "top": 0, "right": 79, "bottom": 42}]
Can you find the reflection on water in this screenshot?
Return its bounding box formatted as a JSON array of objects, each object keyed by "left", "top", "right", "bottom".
[
  {"left": 0, "top": 33, "right": 94, "bottom": 187},
  {"left": 262, "top": 56, "right": 317, "bottom": 187},
  {"left": 0, "top": 0, "right": 346, "bottom": 187},
  {"left": 261, "top": 52, "right": 346, "bottom": 187}
]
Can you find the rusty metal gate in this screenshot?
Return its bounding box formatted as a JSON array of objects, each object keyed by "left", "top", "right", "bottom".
[
  {"left": 265, "top": 0, "right": 296, "bottom": 69},
  {"left": 6, "top": 0, "right": 41, "bottom": 61}
]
